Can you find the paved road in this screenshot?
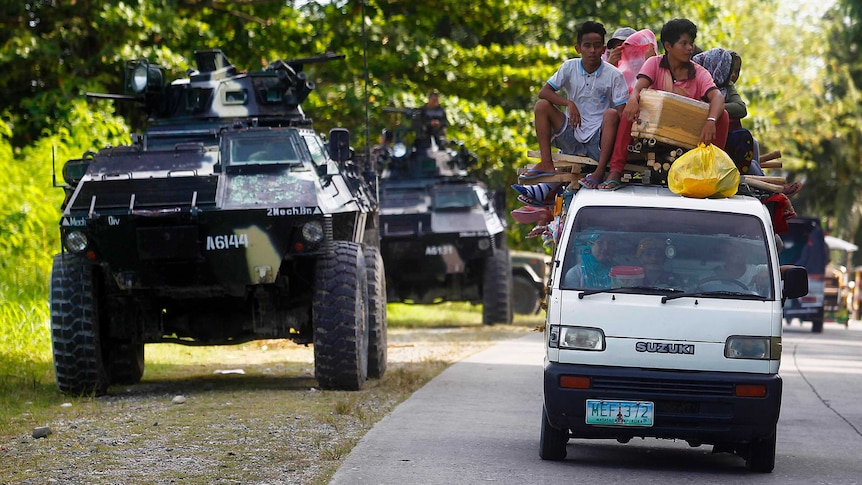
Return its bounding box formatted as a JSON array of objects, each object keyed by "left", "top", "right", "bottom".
[{"left": 330, "top": 322, "right": 862, "bottom": 484}]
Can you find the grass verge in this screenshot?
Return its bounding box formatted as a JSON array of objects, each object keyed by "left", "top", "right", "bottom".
[{"left": 1, "top": 302, "right": 544, "bottom": 483}]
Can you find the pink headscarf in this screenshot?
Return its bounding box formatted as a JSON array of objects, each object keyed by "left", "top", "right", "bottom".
[{"left": 618, "top": 29, "right": 658, "bottom": 91}]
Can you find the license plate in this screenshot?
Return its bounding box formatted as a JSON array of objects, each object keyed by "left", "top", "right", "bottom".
[{"left": 585, "top": 399, "right": 654, "bottom": 427}]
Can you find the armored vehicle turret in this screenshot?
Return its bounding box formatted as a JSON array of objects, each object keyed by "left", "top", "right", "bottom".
[
  {"left": 51, "top": 49, "right": 386, "bottom": 395},
  {"left": 374, "top": 107, "right": 512, "bottom": 325}
]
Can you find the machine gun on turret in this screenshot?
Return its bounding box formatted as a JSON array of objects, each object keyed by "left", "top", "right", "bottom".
[
  {"left": 86, "top": 50, "right": 344, "bottom": 122},
  {"left": 376, "top": 106, "right": 476, "bottom": 179}
]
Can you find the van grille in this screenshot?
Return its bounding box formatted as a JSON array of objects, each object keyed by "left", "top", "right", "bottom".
[{"left": 591, "top": 376, "right": 735, "bottom": 397}]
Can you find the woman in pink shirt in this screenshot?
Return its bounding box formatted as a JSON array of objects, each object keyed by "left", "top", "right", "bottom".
[{"left": 598, "top": 18, "right": 729, "bottom": 190}]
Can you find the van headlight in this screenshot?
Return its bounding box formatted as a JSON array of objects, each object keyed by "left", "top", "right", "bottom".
[
  {"left": 549, "top": 325, "right": 605, "bottom": 351},
  {"left": 725, "top": 336, "right": 781, "bottom": 360}
]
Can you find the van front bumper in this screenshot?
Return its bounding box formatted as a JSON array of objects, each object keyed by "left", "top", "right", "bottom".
[{"left": 544, "top": 363, "right": 781, "bottom": 444}]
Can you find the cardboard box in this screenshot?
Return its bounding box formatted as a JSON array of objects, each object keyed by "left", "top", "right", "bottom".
[{"left": 631, "top": 90, "right": 709, "bottom": 149}]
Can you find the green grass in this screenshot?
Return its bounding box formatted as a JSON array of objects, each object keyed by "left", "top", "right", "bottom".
[{"left": 387, "top": 301, "right": 484, "bottom": 327}]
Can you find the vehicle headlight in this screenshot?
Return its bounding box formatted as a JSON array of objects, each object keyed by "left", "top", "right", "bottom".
[
  {"left": 392, "top": 142, "right": 408, "bottom": 158},
  {"left": 301, "top": 221, "right": 325, "bottom": 244},
  {"left": 130, "top": 64, "right": 149, "bottom": 93},
  {"left": 725, "top": 336, "right": 781, "bottom": 360},
  {"left": 127, "top": 60, "right": 165, "bottom": 94},
  {"left": 63, "top": 230, "right": 89, "bottom": 253},
  {"left": 549, "top": 325, "right": 605, "bottom": 351}
]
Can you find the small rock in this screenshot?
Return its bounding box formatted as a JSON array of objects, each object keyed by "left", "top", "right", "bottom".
[
  {"left": 153, "top": 422, "right": 159, "bottom": 427},
  {"left": 214, "top": 368, "right": 245, "bottom": 375},
  {"left": 60, "top": 403, "right": 72, "bottom": 408},
  {"left": 172, "top": 395, "right": 187, "bottom": 405},
  {"left": 32, "top": 426, "right": 52, "bottom": 439}
]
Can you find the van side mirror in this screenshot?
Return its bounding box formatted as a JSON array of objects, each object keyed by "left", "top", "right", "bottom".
[{"left": 782, "top": 266, "right": 808, "bottom": 300}]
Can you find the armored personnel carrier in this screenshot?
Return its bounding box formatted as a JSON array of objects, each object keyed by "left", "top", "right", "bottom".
[
  {"left": 375, "top": 108, "right": 512, "bottom": 325},
  {"left": 51, "top": 49, "right": 386, "bottom": 395}
]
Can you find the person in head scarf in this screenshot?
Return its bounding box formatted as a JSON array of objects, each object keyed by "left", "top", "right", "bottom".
[
  {"left": 563, "top": 234, "right": 615, "bottom": 288},
  {"left": 618, "top": 29, "right": 659, "bottom": 92},
  {"left": 692, "top": 48, "right": 747, "bottom": 128}
]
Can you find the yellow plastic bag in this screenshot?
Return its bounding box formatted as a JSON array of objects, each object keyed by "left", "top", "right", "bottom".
[{"left": 668, "top": 143, "right": 740, "bottom": 198}]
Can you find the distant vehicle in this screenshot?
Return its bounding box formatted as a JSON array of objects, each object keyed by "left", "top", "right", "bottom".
[
  {"left": 822, "top": 235, "right": 857, "bottom": 326},
  {"left": 375, "top": 107, "right": 513, "bottom": 325},
  {"left": 779, "top": 217, "right": 829, "bottom": 332},
  {"left": 510, "top": 250, "right": 550, "bottom": 315}
]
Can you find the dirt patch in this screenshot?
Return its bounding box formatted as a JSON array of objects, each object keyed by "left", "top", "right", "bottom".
[{"left": 0, "top": 325, "right": 536, "bottom": 484}]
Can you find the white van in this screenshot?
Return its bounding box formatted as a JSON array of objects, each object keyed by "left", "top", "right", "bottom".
[{"left": 540, "top": 185, "right": 808, "bottom": 473}]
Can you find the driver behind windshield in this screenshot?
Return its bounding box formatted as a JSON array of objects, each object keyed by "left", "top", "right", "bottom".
[{"left": 703, "top": 243, "right": 769, "bottom": 293}]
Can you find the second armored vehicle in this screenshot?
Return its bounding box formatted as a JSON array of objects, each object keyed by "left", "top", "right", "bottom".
[
  {"left": 375, "top": 108, "right": 512, "bottom": 325},
  {"left": 51, "top": 50, "right": 386, "bottom": 395}
]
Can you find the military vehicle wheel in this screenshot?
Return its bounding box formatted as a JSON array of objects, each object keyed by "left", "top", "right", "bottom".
[
  {"left": 364, "top": 245, "right": 388, "bottom": 379},
  {"left": 539, "top": 406, "right": 568, "bottom": 461},
  {"left": 313, "top": 241, "right": 369, "bottom": 390},
  {"left": 512, "top": 274, "right": 541, "bottom": 315},
  {"left": 482, "top": 245, "right": 513, "bottom": 325},
  {"left": 50, "top": 254, "right": 110, "bottom": 395},
  {"left": 746, "top": 429, "right": 777, "bottom": 473},
  {"left": 105, "top": 340, "right": 145, "bottom": 385}
]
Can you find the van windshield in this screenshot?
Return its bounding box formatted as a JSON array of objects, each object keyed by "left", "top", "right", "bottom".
[{"left": 560, "top": 207, "right": 774, "bottom": 299}]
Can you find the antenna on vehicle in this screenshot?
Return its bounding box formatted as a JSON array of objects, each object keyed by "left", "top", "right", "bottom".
[
  {"left": 361, "top": 0, "right": 370, "bottom": 163},
  {"left": 51, "top": 144, "right": 57, "bottom": 188},
  {"left": 359, "top": 0, "right": 379, "bottom": 202}
]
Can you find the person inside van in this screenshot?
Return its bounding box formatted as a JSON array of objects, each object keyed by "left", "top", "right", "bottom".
[
  {"left": 701, "top": 244, "right": 769, "bottom": 294},
  {"left": 637, "top": 237, "right": 683, "bottom": 288},
  {"left": 564, "top": 234, "right": 615, "bottom": 288}
]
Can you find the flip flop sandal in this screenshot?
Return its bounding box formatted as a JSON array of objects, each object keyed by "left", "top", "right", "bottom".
[
  {"left": 511, "top": 182, "right": 559, "bottom": 201},
  {"left": 597, "top": 179, "right": 625, "bottom": 191},
  {"left": 511, "top": 206, "right": 552, "bottom": 225},
  {"left": 526, "top": 225, "right": 548, "bottom": 238},
  {"left": 518, "top": 168, "right": 557, "bottom": 180},
  {"left": 578, "top": 174, "right": 601, "bottom": 189},
  {"left": 517, "top": 194, "right": 555, "bottom": 207},
  {"left": 783, "top": 182, "right": 803, "bottom": 197}
]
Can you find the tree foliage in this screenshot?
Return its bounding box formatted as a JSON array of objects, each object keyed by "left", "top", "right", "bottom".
[{"left": 2, "top": 0, "right": 862, "bottom": 334}]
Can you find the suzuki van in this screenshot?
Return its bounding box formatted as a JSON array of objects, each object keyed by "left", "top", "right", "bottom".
[{"left": 540, "top": 185, "right": 808, "bottom": 473}]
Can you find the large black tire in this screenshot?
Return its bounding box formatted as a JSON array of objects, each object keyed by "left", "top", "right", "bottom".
[
  {"left": 539, "top": 406, "right": 568, "bottom": 461},
  {"left": 50, "top": 254, "right": 110, "bottom": 395},
  {"left": 512, "top": 274, "right": 541, "bottom": 315},
  {"left": 364, "top": 245, "right": 388, "bottom": 379},
  {"left": 482, "top": 245, "right": 513, "bottom": 325},
  {"left": 746, "top": 429, "right": 777, "bottom": 473},
  {"left": 105, "top": 340, "right": 145, "bottom": 385},
  {"left": 313, "top": 241, "right": 369, "bottom": 391},
  {"left": 811, "top": 319, "right": 824, "bottom": 333}
]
